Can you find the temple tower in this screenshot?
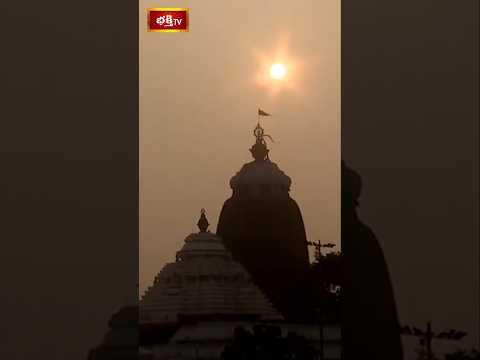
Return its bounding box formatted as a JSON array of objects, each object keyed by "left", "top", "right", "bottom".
[
  {"left": 140, "top": 210, "right": 283, "bottom": 325},
  {"left": 217, "top": 124, "right": 311, "bottom": 321}
]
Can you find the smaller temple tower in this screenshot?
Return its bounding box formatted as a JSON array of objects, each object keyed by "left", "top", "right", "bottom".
[
  {"left": 140, "top": 210, "right": 283, "bottom": 325},
  {"left": 138, "top": 210, "right": 284, "bottom": 359},
  {"left": 217, "top": 124, "right": 311, "bottom": 321}
]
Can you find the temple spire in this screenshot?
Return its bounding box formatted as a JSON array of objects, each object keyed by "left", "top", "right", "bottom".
[{"left": 197, "top": 208, "right": 209, "bottom": 232}]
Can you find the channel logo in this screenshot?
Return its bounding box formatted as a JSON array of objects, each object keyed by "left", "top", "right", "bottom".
[{"left": 147, "top": 8, "right": 189, "bottom": 32}]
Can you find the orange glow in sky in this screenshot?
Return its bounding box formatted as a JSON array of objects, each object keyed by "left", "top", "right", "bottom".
[{"left": 253, "top": 37, "right": 304, "bottom": 97}]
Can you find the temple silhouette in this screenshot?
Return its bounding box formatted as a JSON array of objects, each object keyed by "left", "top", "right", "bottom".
[
  {"left": 217, "top": 123, "right": 311, "bottom": 321},
  {"left": 341, "top": 161, "right": 403, "bottom": 360},
  {"left": 88, "top": 123, "right": 402, "bottom": 360}
]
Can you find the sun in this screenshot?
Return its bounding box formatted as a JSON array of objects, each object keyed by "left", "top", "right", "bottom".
[
  {"left": 270, "top": 63, "right": 287, "bottom": 80},
  {"left": 253, "top": 36, "right": 305, "bottom": 97}
]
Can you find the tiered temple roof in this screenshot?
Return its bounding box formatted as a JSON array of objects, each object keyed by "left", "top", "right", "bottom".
[{"left": 140, "top": 211, "right": 283, "bottom": 324}]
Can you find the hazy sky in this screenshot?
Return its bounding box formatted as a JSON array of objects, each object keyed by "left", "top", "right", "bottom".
[{"left": 139, "top": 0, "right": 341, "bottom": 293}]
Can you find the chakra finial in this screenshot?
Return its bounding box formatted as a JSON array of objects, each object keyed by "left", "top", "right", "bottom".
[
  {"left": 253, "top": 123, "right": 265, "bottom": 142},
  {"left": 197, "top": 208, "right": 209, "bottom": 232},
  {"left": 250, "top": 123, "right": 273, "bottom": 161}
]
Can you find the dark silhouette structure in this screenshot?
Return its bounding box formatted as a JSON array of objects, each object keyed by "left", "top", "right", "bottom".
[
  {"left": 87, "top": 306, "right": 143, "bottom": 360},
  {"left": 217, "top": 124, "right": 311, "bottom": 321},
  {"left": 341, "top": 161, "right": 403, "bottom": 359},
  {"left": 222, "top": 325, "right": 315, "bottom": 360},
  {"left": 89, "top": 144, "right": 403, "bottom": 360}
]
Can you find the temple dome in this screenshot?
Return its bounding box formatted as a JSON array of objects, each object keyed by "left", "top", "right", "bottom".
[
  {"left": 140, "top": 211, "right": 283, "bottom": 324},
  {"left": 229, "top": 124, "right": 292, "bottom": 194},
  {"left": 229, "top": 160, "right": 292, "bottom": 190},
  {"left": 179, "top": 231, "right": 228, "bottom": 255}
]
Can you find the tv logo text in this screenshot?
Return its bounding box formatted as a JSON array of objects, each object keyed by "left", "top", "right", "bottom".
[{"left": 147, "top": 8, "right": 189, "bottom": 32}]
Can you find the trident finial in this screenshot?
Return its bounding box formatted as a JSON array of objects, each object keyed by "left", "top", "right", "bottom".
[{"left": 197, "top": 208, "right": 209, "bottom": 232}]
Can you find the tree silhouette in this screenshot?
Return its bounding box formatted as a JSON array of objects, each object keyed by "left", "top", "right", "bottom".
[
  {"left": 444, "top": 349, "right": 480, "bottom": 360},
  {"left": 311, "top": 250, "right": 341, "bottom": 288},
  {"left": 402, "top": 322, "right": 468, "bottom": 360},
  {"left": 309, "top": 250, "right": 341, "bottom": 324}
]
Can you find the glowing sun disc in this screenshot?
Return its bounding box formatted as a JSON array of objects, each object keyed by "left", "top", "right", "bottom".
[{"left": 270, "top": 63, "right": 287, "bottom": 79}]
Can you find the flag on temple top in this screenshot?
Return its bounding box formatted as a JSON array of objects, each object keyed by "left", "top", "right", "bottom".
[{"left": 258, "top": 108, "right": 271, "bottom": 116}]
